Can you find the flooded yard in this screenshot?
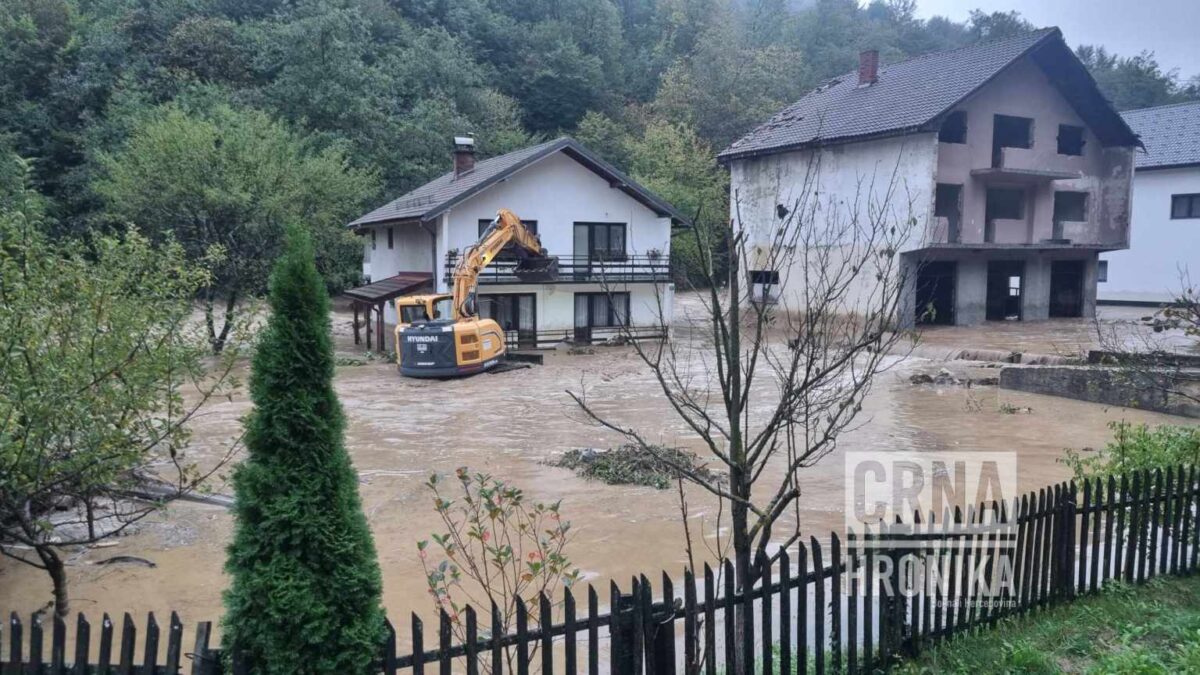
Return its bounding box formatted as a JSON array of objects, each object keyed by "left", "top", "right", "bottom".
[{"left": 0, "top": 295, "right": 1191, "bottom": 633}]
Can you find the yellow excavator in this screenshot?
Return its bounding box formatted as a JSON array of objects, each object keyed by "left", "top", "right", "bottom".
[{"left": 394, "top": 209, "right": 557, "bottom": 378}]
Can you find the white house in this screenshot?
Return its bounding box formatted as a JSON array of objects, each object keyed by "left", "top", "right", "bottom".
[
  {"left": 1100, "top": 101, "right": 1200, "bottom": 304},
  {"left": 344, "top": 137, "right": 685, "bottom": 351},
  {"left": 719, "top": 29, "right": 1139, "bottom": 326}
]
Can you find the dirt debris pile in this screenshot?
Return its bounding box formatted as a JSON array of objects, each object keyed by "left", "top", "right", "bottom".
[{"left": 549, "top": 445, "right": 719, "bottom": 489}]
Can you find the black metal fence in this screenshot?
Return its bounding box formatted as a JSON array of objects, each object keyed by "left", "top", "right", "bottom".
[
  {"left": 4, "top": 466, "right": 1197, "bottom": 674},
  {"left": 444, "top": 254, "right": 671, "bottom": 286}
]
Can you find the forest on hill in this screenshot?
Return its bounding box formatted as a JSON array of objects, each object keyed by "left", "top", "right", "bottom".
[{"left": 3, "top": 0, "right": 1197, "bottom": 288}]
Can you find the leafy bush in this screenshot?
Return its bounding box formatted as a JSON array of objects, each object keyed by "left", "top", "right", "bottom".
[
  {"left": 1062, "top": 421, "right": 1200, "bottom": 481},
  {"left": 419, "top": 469, "right": 579, "bottom": 675}
]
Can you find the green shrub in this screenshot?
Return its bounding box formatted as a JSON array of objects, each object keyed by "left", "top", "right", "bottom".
[
  {"left": 1062, "top": 421, "right": 1200, "bottom": 481},
  {"left": 221, "top": 225, "right": 385, "bottom": 674}
]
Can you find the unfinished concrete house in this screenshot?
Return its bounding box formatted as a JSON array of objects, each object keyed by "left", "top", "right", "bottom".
[{"left": 719, "top": 28, "right": 1140, "bottom": 326}]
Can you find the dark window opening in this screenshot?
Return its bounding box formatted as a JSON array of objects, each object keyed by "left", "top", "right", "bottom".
[
  {"left": 934, "top": 183, "right": 963, "bottom": 243},
  {"left": 1053, "top": 191, "right": 1088, "bottom": 222},
  {"left": 992, "top": 114, "right": 1033, "bottom": 167},
  {"left": 938, "top": 111, "right": 968, "bottom": 144},
  {"left": 749, "top": 270, "right": 780, "bottom": 285},
  {"left": 1171, "top": 194, "right": 1200, "bottom": 219},
  {"left": 371, "top": 229, "right": 376, "bottom": 250},
  {"left": 1098, "top": 260, "right": 1108, "bottom": 283},
  {"left": 387, "top": 226, "right": 394, "bottom": 249},
  {"left": 986, "top": 188, "right": 1025, "bottom": 220},
  {"left": 1057, "top": 124, "right": 1085, "bottom": 156},
  {"left": 574, "top": 292, "right": 630, "bottom": 342},
  {"left": 574, "top": 222, "right": 627, "bottom": 262}
]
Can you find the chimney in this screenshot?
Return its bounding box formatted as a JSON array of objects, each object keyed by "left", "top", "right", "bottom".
[
  {"left": 858, "top": 49, "right": 879, "bottom": 86},
  {"left": 453, "top": 136, "right": 476, "bottom": 177}
]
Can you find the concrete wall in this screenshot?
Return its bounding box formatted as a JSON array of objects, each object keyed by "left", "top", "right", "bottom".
[
  {"left": 728, "top": 134, "right": 938, "bottom": 316},
  {"left": 1000, "top": 365, "right": 1200, "bottom": 418},
  {"left": 933, "top": 57, "right": 1134, "bottom": 248},
  {"left": 1100, "top": 165, "right": 1200, "bottom": 303}
]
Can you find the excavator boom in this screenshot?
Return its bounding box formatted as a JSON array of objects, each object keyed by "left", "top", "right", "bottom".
[{"left": 395, "top": 209, "right": 558, "bottom": 378}]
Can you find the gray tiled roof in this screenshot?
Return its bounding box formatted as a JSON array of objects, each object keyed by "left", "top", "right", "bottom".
[
  {"left": 1122, "top": 101, "right": 1200, "bottom": 170},
  {"left": 720, "top": 28, "right": 1137, "bottom": 161},
  {"left": 349, "top": 137, "right": 687, "bottom": 228}
]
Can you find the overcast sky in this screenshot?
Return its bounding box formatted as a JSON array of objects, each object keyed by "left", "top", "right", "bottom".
[{"left": 913, "top": 0, "right": 1200, "bottom": 80}]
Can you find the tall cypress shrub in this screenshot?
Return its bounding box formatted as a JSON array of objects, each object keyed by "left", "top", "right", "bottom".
[{"left": 222, "top": 225, "right": 384, "bottom": 674}]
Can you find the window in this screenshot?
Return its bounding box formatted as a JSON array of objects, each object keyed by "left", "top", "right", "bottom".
[
  {"left": 1057, "top": 125, "right": 1085, "bottom": 155},
  {"left": 478, "top": 219, "right": 538, "bottom": 260},
  {"left": 479, "top": 293, "right": 536, "bottom": 347},
  {"left": 575, "top": 293, "right": 629, "bottom": 328},
  {"left": 986, "top": 188, "right": 1025, "bottom": 220},
  {"left": 574, "top": 222, "right": 627, "bottom": 261},
  {"left": 478, "top": 219, "right": 538, "bottom": 237},
  {"left": 993, "top": 115, "right": 1033, "bottom": 149},
  {"left": 1171, "top": 194, "right": 1200, "bottom": 219},
  {"left": 749, "top": 270, "right": 780, "bottom": 285},
  {"left": 1053, "top": 191, "right": 1088, "bottom": 222},
  {"left": 1098, "top": 260, "right": 1108, "bottom": 283},
  {"left": 387, "top": 226, "right": 394, "bottom": 249},
  {"left": 371, "top": 229, "right": 376, "bottom": 250},
  {"left": 938, "top": 110, "right": 968, "bottom": 144}
]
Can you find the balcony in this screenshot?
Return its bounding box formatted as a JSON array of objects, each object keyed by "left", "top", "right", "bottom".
[
  {"left": 443, "top": 252, "right": 671, "bottom": 285},
  {"left": 971, "top": 147, "right": 1082, "bottom": 184}
]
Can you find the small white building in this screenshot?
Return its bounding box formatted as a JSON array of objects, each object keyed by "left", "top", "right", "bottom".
[
  {"left": 344, "top": 137, "right": 685, "bottom": 351},
  {"left": 719, "top": 29, "right": 1139, "bottom": 326},
  {"left": 1100, "top": 101, "right": 1200, "bottom": 305}
]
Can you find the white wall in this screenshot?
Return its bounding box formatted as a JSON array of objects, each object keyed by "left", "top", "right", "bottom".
[
  {"left": 361, "top": 222, "right": 434, "bottom": 282},
  {"left": 476, "top": 282, "right": 671, "bottom": 333},
  {"left": 437, "top": 151, "right": 672, "bottom": 279},
  {"left": 728, "top": 133, "right": 938, "bottom": 314},
  {"left": 1100, "top": 166, "right": 1200, "bottom": 303}
]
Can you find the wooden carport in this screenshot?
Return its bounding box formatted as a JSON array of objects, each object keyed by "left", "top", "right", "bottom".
[{"left": 342, "top": 272, "right": 433, "bottom": 354}]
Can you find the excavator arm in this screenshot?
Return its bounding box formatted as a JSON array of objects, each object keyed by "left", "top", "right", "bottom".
[{"left": 451, "top": 208, "right": 558, "bottom": 319}]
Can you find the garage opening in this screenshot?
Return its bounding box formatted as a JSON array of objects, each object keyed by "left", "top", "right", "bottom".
[
  {"left": 1049, "top": 260, "right": 1085, "bottom": 318},
  {"left": 915, "top": 261, "right": 957, "bottom": 325},
  {"left": 986, "top": 261, "right": 1025, "bottom": 321}
]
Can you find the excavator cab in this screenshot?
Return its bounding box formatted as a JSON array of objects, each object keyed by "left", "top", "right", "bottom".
[{"left": 394, "top": 209, "right": 558, "bottom": 378}]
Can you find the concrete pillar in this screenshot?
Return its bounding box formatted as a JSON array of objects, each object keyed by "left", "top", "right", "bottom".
[
  {"left": 1022, "top": 256, "right": 1050, "bottom": 321},
  {"left": 955, "top": 259, "right": 987, "bottom": 326},
  {"left": 1081, "top": 254, "right": 1099, "bottom": 319}
]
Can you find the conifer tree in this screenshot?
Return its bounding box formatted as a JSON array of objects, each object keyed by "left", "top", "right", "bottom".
[{"left": 222, "top": 225, "right": 384, "bottom": 674}]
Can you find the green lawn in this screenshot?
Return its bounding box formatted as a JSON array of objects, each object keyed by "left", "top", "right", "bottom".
[{"left": 896, "top": 575, "right": 1200, "bottom": 674}]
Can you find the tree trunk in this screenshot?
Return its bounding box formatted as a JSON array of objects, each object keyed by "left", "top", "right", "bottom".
[
  {"left": 36, "top": 545, "right": 69, "bottom": 617},
  {"left": 205, "top": 288, "right": 239, "bottom": 354}
]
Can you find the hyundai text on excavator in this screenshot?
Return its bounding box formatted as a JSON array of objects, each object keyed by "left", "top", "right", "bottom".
[{"left": 393, "top": 209, "right": 557, "bottom": 378}]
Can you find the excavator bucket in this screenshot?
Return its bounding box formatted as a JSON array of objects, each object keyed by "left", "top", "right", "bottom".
[{"left": 513, "top": 255, "right": 559, "bottom": 283}]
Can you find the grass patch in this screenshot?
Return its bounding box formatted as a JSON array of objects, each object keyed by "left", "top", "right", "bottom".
[
  {"left": 548, "top": 445, "right": 718, "bottom": 489},
  {"left": 896, "top": 574, "right": 1200, "bottom": 674}
]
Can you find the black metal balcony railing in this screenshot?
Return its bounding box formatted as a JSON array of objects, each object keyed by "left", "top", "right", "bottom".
[{"left": 443, "top": 253, "right": 670, "bottom": 285}]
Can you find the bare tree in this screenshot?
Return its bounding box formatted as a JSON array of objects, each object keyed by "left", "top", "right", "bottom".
[
  {"left": 1093, "top": 268, "right": 1200, "bottom": 414},
  {"left": 569, "top": 157, "right": 920, "bottom": 672}
]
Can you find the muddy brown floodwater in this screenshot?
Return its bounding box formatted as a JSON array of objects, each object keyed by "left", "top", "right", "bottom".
[{"left": 1, "top": 294, "right": 1192, "bottom": 646}]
